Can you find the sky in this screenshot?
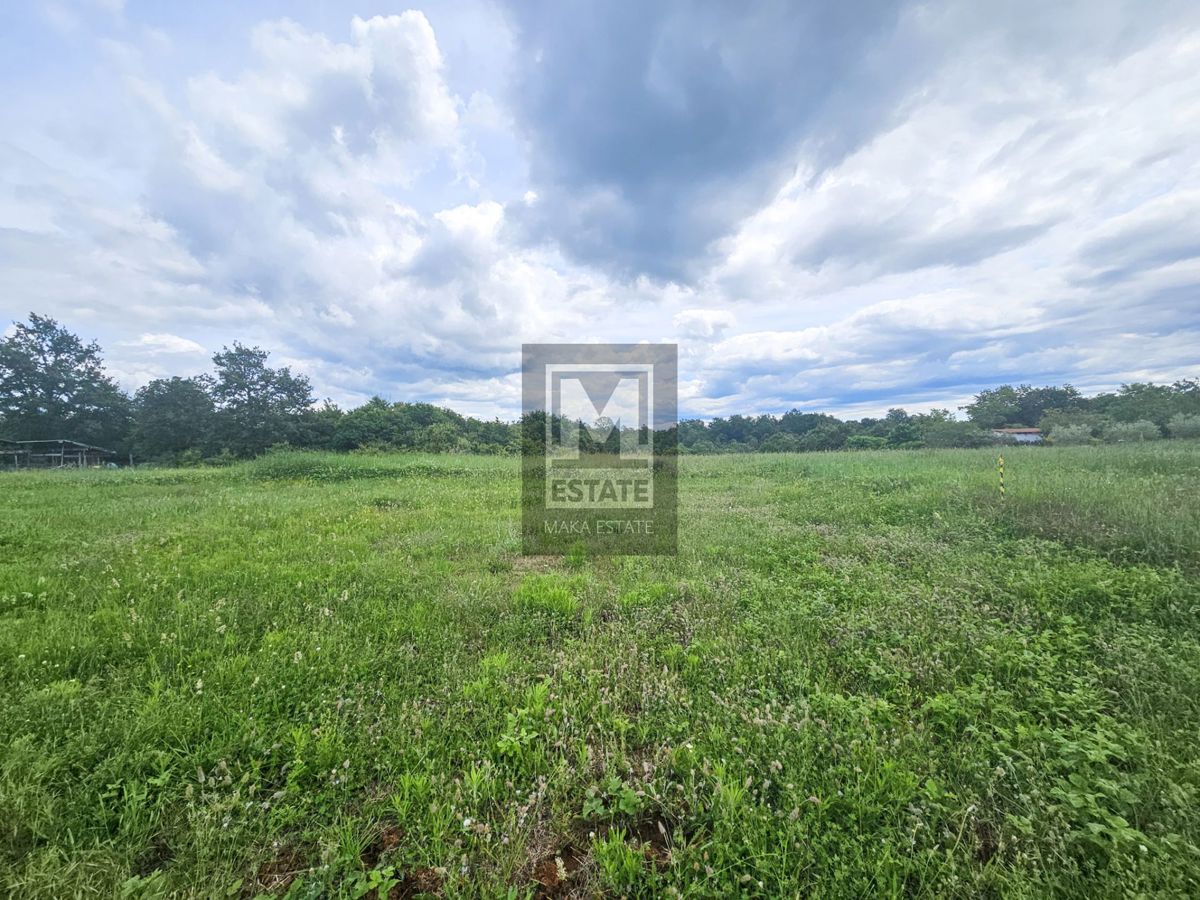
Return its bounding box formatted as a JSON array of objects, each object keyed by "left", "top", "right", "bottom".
[{"left": 2, "top": 0, "right": 1199, "bottom": 421}]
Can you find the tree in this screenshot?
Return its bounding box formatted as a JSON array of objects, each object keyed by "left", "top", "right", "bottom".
[
  {"left": 885, "top": 421, "right": 923, "bottom": 448},
  {"left": 294, "top": 400, "right": 344, "bottom": 449},
  {"left": 1016, "top": 385, "right": 1083, "bottom": 425},
  {"left": 759, "top": 433, "right": 803, "bottom": 452},
  {"left": 333, "top": 396, "right": 396, "bottom": 449},
  {"left": 964, "top": 384, "right": 1082, "bottom": 429},
  {"left": 0, "top": 313, "right": 130, "bottom": 448},
  {"left": 418, "top": 421, "right": 465, "bottom": 453},
  {"left": 1096, "top": 383, "right": 1188, "bottom": 427},
  {"left": 963, "top": 386, "right": 1022, "bottom": 428},
  {"left": 778, "top": 410, "right": 840, "bottom": 436},
  {"left": 845, "top": 434, "right": 887, "bottom": 450},
  {"left": 798, "top": 422, "right": 848, "bottom": 451},
  {"left": 209, "top": 343, "right": 313, "bottom": 456},
  {"left": 132, "top": 377, "right": 214, "bottom": 460}
]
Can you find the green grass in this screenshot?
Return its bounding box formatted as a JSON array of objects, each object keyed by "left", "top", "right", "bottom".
[{"left": 1, "top": 445, "right": 1199, "bottom": 897}]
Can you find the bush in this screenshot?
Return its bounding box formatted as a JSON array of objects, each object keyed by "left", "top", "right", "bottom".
[
  {"left": 1103, "top": 420, "right": 1161, "bottom": 443},
  {"left": 1167, "top": 414, "right": 1200, "bottom": 439},
  {"left": 759, "top": 433, "right": 803, "bottom": 453},
  {"left": 245, "top": 448, "right": 466, "bottom": 481},
  {"left": 1049, "top": 424, "right": 1094, "bottom": 445},
  {"left": 922, "top": 421, "right": 996, "bottom": 448},
  {"left": 844, "top": 435, "right": 888, "bottom": 450}
]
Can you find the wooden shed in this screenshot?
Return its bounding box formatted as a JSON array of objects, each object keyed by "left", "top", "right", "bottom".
[{"left": 0, "top": 439, "right": 117, "bottom": 469}]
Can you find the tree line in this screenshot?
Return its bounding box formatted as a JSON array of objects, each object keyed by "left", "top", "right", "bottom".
[
  {"left": 682, "top": 382, "right": 1200, "bottom": 453},
  {"left": 1, "top": 314, "right": 1198, "bottom": 463}
]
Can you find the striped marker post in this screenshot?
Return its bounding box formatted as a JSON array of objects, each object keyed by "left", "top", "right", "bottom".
[{"left": 998, "top": 454, "right": 1005, "bottom": 499}]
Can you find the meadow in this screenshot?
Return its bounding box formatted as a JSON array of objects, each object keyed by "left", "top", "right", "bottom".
[{"left": 2, "top": 444, "right": 1199, "bottom": 897}]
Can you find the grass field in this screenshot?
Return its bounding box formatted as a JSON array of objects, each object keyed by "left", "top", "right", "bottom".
[{"left": 2, "top": 444, "right": 1200, "bottom": 897}]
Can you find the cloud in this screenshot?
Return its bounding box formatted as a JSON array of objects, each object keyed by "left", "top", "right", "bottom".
[
  {"left": 133, "top": 333, "right": 206, "bottom": 354},
  {"left": 504, "top": 0, "right": 926, "bottom": 281},
  {"left": 673, "top": 309, "right": 735, "bottom": 340},
  {"left": 1, "top": 1, "right": 1199, "bottom": 421}
]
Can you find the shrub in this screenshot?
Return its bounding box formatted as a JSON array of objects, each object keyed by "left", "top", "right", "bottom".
[
  {"left": 1167, "top": 414, "right": 1200, "bottom": 439},
  {"left": 759, "top": 433, "right": 803, "bottom": 453},
  {"left": 245, "top": 448, "right": 467, "bottom": 481},
  {"left": 886, "top": 422, "right": 924, "bottom": 448},
  {"left": 922, "top": 421, "right": 996, "bottom": 448},
  {"left": 845, "top": 435, "right": 888, "bottom": 450},
  {"left": 1103, "top": 420, "right": 1161, "bottom": 443},
  {"left": 1049, "top": 424, "right": 1095, "bottom": 445}
]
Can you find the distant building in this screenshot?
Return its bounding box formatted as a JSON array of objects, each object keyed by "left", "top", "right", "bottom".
[
  {"left": 992, "top": 427, "right": 1044, "bottom": 444},
  {"left": 0, "top": 439, "right": 117, "bottom": 469}
]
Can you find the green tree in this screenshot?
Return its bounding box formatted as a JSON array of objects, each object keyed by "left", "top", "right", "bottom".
[
  {"left": 778, "top": 410, "right": 839, "bottom": 437},
  {"left": 886, "top": 421, "right": 924, "bottom": 448},
  {"left": 963, "top": 386, "right": 1022, "bottom": 428},
  {"left": 333, "top": 396, "right": 396, "bottom": 449},
  {"left": 294, "top": 400, "right": 344, "bottom": 449},
  {"left": 1095, "top": 383, "right": 1189, "bottom": 427},
  {"left": 759, "top": 433, "right": 803, "bottom": 452},
  {"left": 845, "top": 434, "right": 888, "bottom": 450},
  {"left": 1016, "top": 385, "right": 1083, "bottom": 425},
  {"left": 0, "top": 313, "right": 130, "bottom": 448},
  {"left": 418, "top": 421, "right": 465, "bottom": 452},
  {"left": 209, "top": 343, "right": 313, "bottom": 456},
  {"left": 131, "top": 377, "right": 214, "bottom": 460},
  {"left": 798, "top": 422, "right": 848, "bottom": 451}
]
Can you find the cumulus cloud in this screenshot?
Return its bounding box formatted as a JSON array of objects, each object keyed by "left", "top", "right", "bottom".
[{"left": 673, "top": 309, "right": 736, "bottom": 340}]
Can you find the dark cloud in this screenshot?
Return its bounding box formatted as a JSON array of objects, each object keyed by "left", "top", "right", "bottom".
[{"left": 503, "top": 0, "right": 922, "bottom": 281}]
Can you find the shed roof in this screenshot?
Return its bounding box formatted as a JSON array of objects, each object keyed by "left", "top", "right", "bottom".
[{"left": 10, "top": 439, "right": 116, "bottom": 453}]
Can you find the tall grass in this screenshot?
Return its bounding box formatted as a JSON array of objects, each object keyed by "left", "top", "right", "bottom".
[{"left": 1, "top": 444, "right": 1198, "bottom": 896}]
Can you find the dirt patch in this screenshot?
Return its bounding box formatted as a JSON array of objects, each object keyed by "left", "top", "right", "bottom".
[
  {"left": 975, "top": 820, "right": 999, "bottom": 864},
  {"left": 134, "top": 835, "right": 173, "bottom": 876},
  {"left": 512, "top": 554, "right": 562, "bottom": 574},
  {"left": 390, "top": 867, "right": 444, "bottom": 898},
  {"left": 531, "top": 844, "right": 586, "bottom": 898},
  {"left": 363, "top": 824, "right": 404, "bottom": 868},
  {"left": 254, "top": 846, "right": 308, "bottom": 895},
  {"left": 630, "top": 818, "right": 672, "bottom": 866}
]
